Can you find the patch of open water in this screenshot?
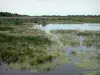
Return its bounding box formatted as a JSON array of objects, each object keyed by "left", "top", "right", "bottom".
[{"left": 41, "top": 23, "right": 100, "bottom": 31}]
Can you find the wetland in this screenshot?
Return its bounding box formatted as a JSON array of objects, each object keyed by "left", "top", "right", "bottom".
[{"left": 0, "top": 23, "right": 100, "bottom": 75}]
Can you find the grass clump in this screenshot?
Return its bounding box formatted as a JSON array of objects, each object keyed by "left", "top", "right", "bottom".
[{"left": 71, "top": 51, "right": 77, "bottom": 56}]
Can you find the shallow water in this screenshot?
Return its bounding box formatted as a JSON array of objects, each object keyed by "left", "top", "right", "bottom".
[
  {"left": 41, "top": 23, "right": 100, "bottom": 31},
  {"left": 0, "top": 45, "right": 100, "bottom": 75},
  {"left": 1, "top": 63, "right": 100, "bottom": 75}
]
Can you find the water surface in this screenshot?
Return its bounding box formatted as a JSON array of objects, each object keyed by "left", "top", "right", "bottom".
[{"left": 41, "top": 23, "right": 100, "bottom": 31}]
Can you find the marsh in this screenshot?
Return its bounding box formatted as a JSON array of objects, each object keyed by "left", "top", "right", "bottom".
[{"left": 0, "top": 23, "right": 100, "bottom": 75}]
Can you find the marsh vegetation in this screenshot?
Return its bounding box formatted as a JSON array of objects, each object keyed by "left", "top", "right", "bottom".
[{"left": 0, "top": 24, "right": 72, "bottom": 72}]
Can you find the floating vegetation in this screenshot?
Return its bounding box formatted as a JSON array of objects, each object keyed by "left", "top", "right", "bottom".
[
  {"left": 82, "top": 71, "right": 100, "bottom": 75},
  {"left": 74, "top": 58, "right": 100, "bottom": 69},
  {"left": 74, "top": 47, "right": 100, "bottom": 69}
]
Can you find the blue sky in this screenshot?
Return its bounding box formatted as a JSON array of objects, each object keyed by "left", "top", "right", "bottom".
[{"left": 0, "top": 0, "right": 100, "bottom": 15}]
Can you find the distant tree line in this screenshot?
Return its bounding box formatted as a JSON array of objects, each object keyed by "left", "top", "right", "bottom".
[
  {"left": 0, "top": 12, "right": 29, "bottom": 17},
  {"left": 67, "top": 15, "right": 100, "bottom": 17},
  {"left": 0, "top": 11, "right": 100, "bottom": 17},
  {"left": 41, "top": 15, "right": 100, "bottom": 17}
]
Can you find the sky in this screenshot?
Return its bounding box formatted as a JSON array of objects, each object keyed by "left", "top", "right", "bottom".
[{"left": 0, "top": 0, "right": 100, "bottom": 16}]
